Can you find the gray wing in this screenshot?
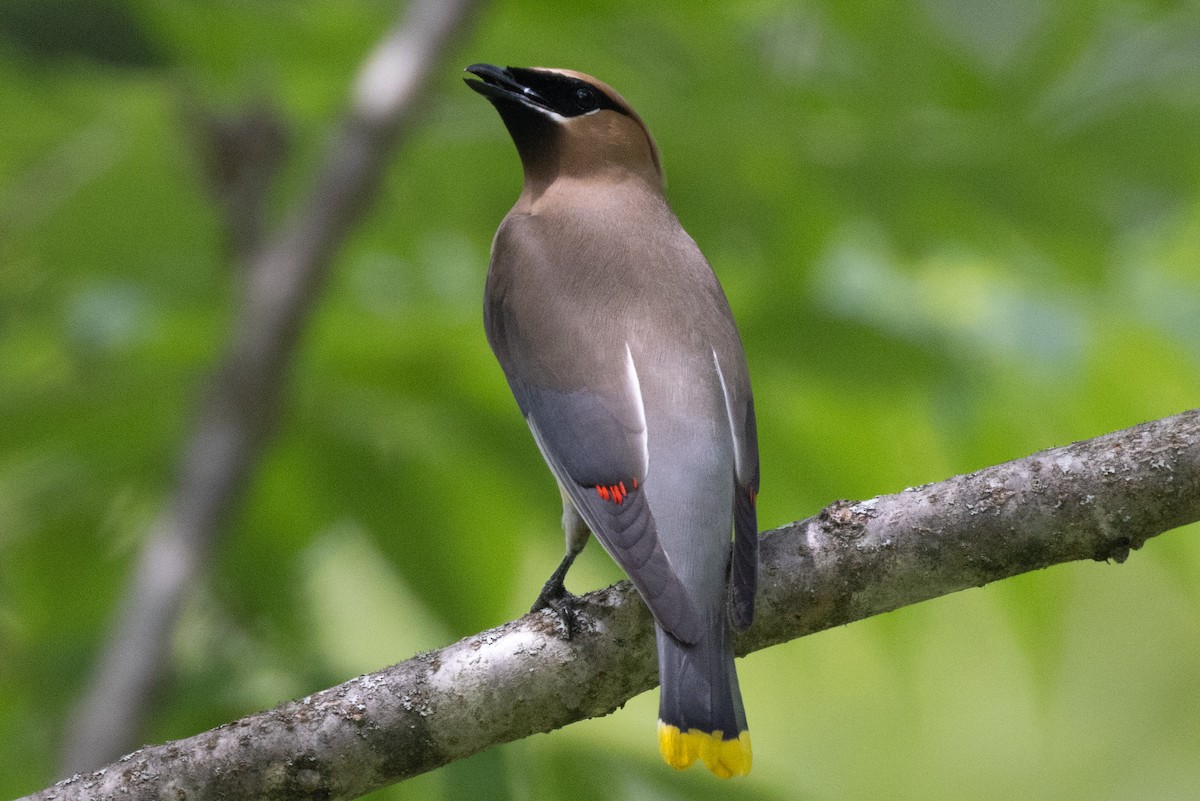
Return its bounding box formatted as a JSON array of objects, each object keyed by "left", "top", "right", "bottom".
[
  {"left": 508, "top": 368, "right": 702, "bottom": 644},
  {"left": 713, "top": 346, "right": 760, "bottom": 631},
  {"left": 486, "top": 239, "right": 702, "bottom": 642}
]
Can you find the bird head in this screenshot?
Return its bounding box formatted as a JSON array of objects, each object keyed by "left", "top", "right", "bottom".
[{"left": 465, "top": 64, "right": 664, "bottom": 192}]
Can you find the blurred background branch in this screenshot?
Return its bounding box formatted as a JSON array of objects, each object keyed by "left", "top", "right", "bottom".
[
  {"left": 185, "top": 95, "right": 290, "bottom": 264},
  {"left": 25, "top": 410, "right": 1200, "bottom": 801},
  {"left": 57, "top": 0, "right": 484, "bottom": 776}
]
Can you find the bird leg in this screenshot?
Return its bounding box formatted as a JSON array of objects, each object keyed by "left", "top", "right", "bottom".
[
  {"left": 531, "top": 489, "right": 590, "bottom": 638},
  {"left": 530, "top": 549, "right": 582, "bottom": 637}
]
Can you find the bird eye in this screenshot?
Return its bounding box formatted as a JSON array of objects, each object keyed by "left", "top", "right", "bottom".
[{"left": 574, "top": 85, "right": 599, "bottom": 111}]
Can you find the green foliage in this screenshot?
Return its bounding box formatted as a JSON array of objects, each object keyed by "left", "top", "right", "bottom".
[{"left": 2, "top": 1, "right": 1200, "bottom": 798}]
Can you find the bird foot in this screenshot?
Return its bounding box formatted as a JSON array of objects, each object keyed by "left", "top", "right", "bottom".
[{"left": 530, "top": 582, "right": 582, "bottom": 639}]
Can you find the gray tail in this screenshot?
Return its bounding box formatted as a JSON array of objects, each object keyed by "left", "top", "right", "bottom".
[{"left": 655, "top": 616, "right": 752, "bottom": 777}]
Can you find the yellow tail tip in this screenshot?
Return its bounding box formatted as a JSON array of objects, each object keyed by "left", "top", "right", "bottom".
[{"left": 657, "top": 721, "right": 752, "bottom": 778}]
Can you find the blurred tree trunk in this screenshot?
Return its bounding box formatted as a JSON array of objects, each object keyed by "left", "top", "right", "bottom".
[{"left": 58, "top": 0, "right": 485, "bottom": 776}]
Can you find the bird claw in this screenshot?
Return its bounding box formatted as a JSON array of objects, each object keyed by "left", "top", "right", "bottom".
[{"left": 531, "top": 583, "right": 582, "bottom": 639}]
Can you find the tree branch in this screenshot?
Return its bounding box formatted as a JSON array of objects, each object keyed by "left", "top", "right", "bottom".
[
  {"left": 28, "top": 410, "right": 1200, "bottom": 801},
  {"left": 58, "top": 0, "right": 484, "bottom": 776}
]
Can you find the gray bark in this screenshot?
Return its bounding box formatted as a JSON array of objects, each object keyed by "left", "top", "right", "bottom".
[{"left": 28, "top": 409, "right": 1200, "bottom": 801}]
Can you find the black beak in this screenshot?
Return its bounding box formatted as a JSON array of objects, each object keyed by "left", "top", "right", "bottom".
[{"left": 464, "top": 63, "right": 551, "bottom": 111}]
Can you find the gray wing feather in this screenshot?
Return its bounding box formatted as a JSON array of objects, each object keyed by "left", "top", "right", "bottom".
[
  {"left": 713, "top": 349, "right": 759, "bottom": 630},
  {"left": 520, "top": 384, "right": 702, "bottom": 644}
]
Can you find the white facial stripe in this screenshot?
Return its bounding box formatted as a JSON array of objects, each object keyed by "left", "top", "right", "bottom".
[{"left": 514, "top": 94, "right": 568, "bottom": 123}]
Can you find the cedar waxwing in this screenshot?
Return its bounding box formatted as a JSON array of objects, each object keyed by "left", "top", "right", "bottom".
[{"left": 465, "top": 64, "right": 759, "bottom": 778}]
